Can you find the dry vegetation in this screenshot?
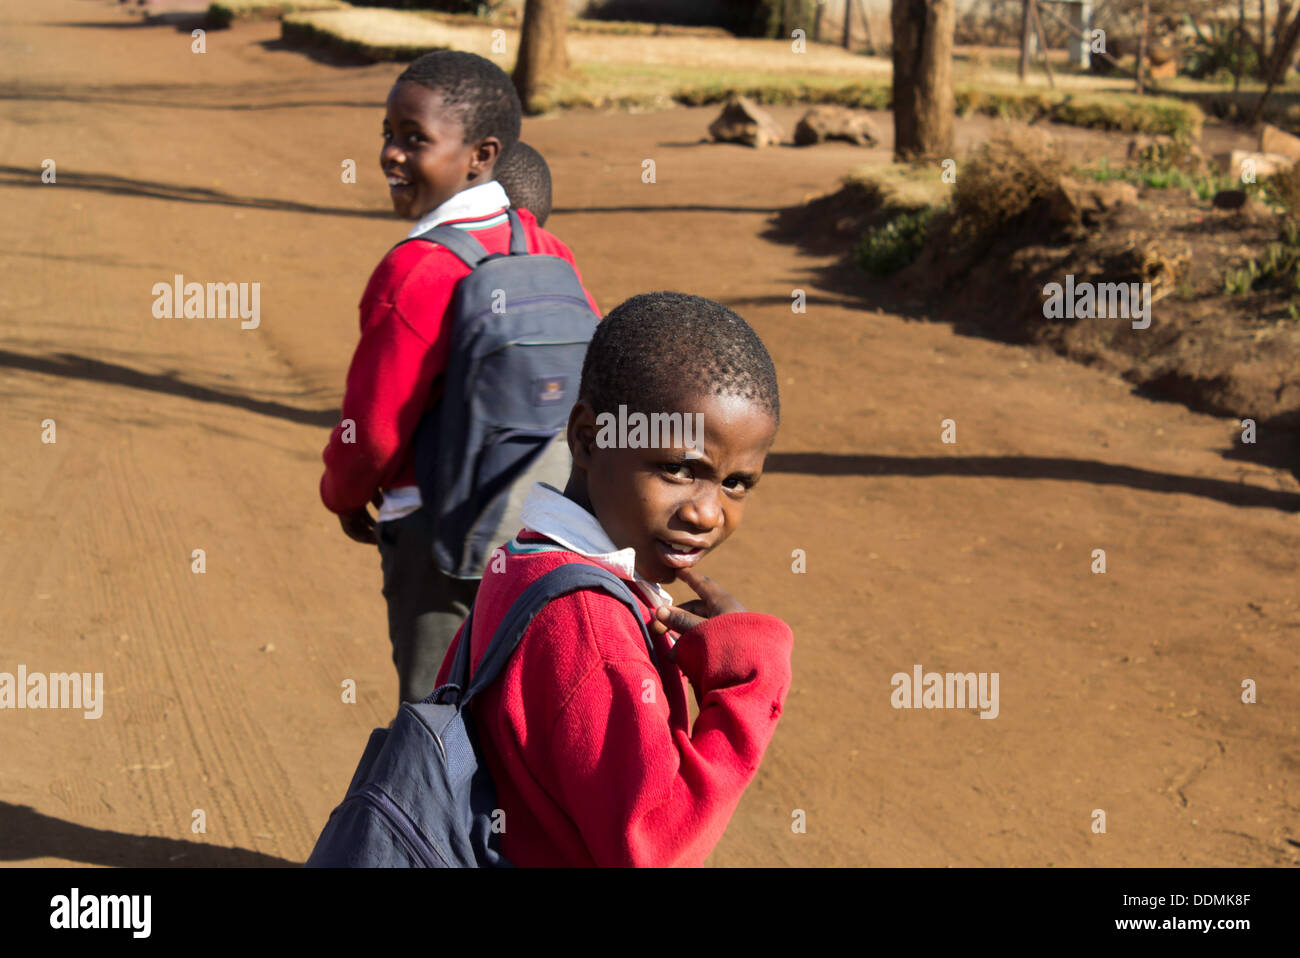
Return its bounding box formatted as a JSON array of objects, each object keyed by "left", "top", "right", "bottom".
[
  {"left": 831, "top": 129, "right": 1300, "bottom": 444},
  {"left": 951, "top": 129, "right": 1067, "bottom": 239},
  {"left": 207, "top": 0, "right": 348, "bottom": 29}
]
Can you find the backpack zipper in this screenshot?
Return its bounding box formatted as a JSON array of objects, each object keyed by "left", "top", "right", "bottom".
[{"left": 352, "top": 784, "right": 451, "bottom": 868}]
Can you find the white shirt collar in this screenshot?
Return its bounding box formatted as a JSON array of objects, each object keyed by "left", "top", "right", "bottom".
[
  {"left": 517, "top": 483, "right": 674, "bottom": 610},
  {"left": 406, "top": 180, "right": 510, "bottom": 238}
]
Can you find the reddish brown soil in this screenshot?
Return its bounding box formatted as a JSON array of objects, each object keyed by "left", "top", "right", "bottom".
[{"left": 1, "top": 0, "right": 1298, "bottom": 868}]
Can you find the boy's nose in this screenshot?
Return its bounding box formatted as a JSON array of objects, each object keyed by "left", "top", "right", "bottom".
[
  {"left": 380, "top": 143, "right": 405, "bottom": 166},
  {"left": 679, "top": 486, "right": 724, "bottom": 531}
]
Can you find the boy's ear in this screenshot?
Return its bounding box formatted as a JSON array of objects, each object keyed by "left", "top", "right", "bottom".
[
  {"left": 567, "top": 400, "right": 598, "bottom": 470},
  {"left": 467, "top": 137, "right": 502, "bottom": 181}
]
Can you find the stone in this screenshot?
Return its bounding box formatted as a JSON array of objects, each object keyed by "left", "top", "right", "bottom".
[
  {"left": 1048, "top": 177, "right": 1139, "bottom": 226},
  {"left": 1259, "top": 123, "right": 1300, "bottom": 162},
  {"left": 707, "top": 94, "right": 784, "bottom": 148},
  {"left": 1217, "top": 149, "right": 1296, "bottom": 180},
  {"left": 793, "top": 105, "right": 879, "bottom": 147}
]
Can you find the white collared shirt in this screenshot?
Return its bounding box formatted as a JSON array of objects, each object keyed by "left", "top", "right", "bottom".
[
  {"left": 405, "top": 179, "right": 510, "bottom": 239},
  {"left": 377, "top": 180, "right": 512, "bottom": 524},
  {"left": 516, "top": 482, "right": 675, "bottom": 612}
]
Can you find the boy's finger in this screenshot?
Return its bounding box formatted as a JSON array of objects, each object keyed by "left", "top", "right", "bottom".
[
  {"left": 655, "top": 604, "right": 705, "bottom": 635},
  {"left": 674, "top": 566, "right": 719, "bottom": 599}
]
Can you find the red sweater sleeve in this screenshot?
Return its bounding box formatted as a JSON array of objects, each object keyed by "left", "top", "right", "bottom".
[
  {"left": 536, "top": 594, "right": 793, "bottom": 867},
  {"left": 319, "top": 248, "right": 465, "bottom": 514}
]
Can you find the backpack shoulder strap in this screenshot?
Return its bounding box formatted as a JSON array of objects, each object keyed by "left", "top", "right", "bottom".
[
  {"left": 402, "top": 223, "right": 493, "bottom": 270},
  {"left": 505, "top": 207, "right": 528, "bottom": 255},
  {"left": 459, "top": 563, "right": 658, "bottom": 706},
  {"left": 399, "top": 207, "right": 527, "bottom": 267}
]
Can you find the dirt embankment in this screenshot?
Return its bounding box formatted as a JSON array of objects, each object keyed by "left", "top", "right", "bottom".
[{"left": 770, "top": 127, "right": 1300, "bottom": 478}]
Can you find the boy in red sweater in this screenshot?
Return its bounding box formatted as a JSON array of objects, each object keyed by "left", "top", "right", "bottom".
[
  {"left": 434, "top": 291, "right": 794, "bottom": 867},
  {"left": 320, "top": 51, "right": 600, "bottom": 706}
]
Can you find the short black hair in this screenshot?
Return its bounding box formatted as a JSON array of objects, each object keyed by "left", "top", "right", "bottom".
[
  {"left": 396, "top": 51, "right": 521, "bottom": 163},
  {"left": 496, "top": 141, "right": 553, "bottom": 227},
  {"left": 579, "top": 292, "right": 780, "bottom": 425}
]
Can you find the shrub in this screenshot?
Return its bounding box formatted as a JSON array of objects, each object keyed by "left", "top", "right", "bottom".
[
  {"left": 1184, "top": 20, "right": 1261, "bottom": 82},
  {"left": 951, "top": 128, "right": 1065, "bottom": 239}
]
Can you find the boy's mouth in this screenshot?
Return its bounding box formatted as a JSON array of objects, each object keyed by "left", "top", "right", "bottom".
[
  {"left": 386, "top": 172, "right": 413, "bottom": 194},
  {"left": 655, "top": 538, "right": 707, "bottom": 569}
]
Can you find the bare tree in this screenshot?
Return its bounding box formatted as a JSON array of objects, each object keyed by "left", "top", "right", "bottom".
[
  {"left": 513, "top": 0, "right": 569, "bottom": 112},
  {"left": 891, "top": 0, "right": 957, "bottom": 160},
  {"left": 1253, "top": 5, "right": 1300, "bottom": 122}
]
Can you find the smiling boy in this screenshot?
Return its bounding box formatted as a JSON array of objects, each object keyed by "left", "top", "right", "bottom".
[
  {"left": 320, "top": 51, "right": 600, "bottom": 706},
  {"left": 433, "top": 291, "right": 794, "bottom": 867}
]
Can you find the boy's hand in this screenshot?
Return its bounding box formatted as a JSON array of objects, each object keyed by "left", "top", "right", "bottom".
[
  {"left": 339, "top": 506, "right": 377, "bottom": 545},
  {"left": 653, "top": 567, "right": 745, "bottom": 640}
]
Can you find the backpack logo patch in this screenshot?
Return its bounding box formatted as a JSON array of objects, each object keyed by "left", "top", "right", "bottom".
[{"left": 531, "top": 375, "right": 568, "bottom": 405}]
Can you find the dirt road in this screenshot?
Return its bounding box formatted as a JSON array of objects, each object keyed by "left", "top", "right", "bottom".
[{"left": 1, "top": 0, "right": 1297, "bottom": 867}]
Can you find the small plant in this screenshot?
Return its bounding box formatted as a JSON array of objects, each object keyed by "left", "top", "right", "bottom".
[
  {"left": 1223, "top": 260, "right": 1259, "bottom": 295},
  {"left": 854, "top": 209, "right": 936, "bottom": 277},
  {"left": 1222, "top": 225, "right": 1300, "bottom": 295},
  {"left": 1075, "top": 145, "right": 1236, "bottom": 200},
  {"left": 1183, "top": 17, "right": 1261, "bottom": 83}
]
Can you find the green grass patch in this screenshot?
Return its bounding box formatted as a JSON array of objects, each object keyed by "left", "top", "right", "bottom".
[
  {"left": 955, "top": 88, "right": 1201, "bottom": 139},
  {"left": 1074, "top": 157, "right": 1237, "bottom": 202},
  {"left": 854, "top": 208, "right": 938, "bottom": 276}
]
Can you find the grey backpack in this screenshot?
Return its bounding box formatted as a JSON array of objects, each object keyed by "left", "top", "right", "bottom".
[
  {"left": 304, "top": 562, "right": 658, "bottom": 867},
  {"left": 404, "top": 209, "right": 596, "bottom": 579}
]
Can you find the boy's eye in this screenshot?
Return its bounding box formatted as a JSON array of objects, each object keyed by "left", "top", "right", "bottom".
[
  {"left": 723, "top": 477, "right": 750, "bottom": 496},
  {"left": 659, "top": 461, "right": 693, "bottom": 481}
]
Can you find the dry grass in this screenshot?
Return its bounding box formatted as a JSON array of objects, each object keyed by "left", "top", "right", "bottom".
[
  {"left": 844, "top": 161, "right": 954, "bottom": 212},
  {"left": 951, "top": 127, "right": 1066, "bottom": 239},
  {"left": 208, "top": 0, "right": 348, "bottom": 28},
  {"left": 281, "top": 8, "right": 487, "bottom": 61},
  {"left": 274, "top": 8, "right": 1201, "bottom": 137}
]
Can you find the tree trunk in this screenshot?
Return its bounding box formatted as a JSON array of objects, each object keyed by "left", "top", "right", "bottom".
[
  {"left": 1258, "top": 0, "right": 1268, "bottom": 66},
  {"left": 512, "top": 0, "right": 569, "bottom": 113},
  {"left": 1135, "top": 0, "right": 1149, "bottom": 95},
  {"left": 1252, "top": 9, "right": 1300, "bottom": 122},
  {"left": 1018, "top": 0, "right": 1031, "bottom": 82},
  {"left": 1278, "top": 4, "right": 1294, "bottom": 70},
  {"left": 1237, "top": 0, "right": 1246, "bottom": 92},
  {"left": 891, "top": 0, "right": 956, "bottom": 161}
]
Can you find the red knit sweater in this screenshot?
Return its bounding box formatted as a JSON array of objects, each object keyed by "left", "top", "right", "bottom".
[
  {"left": 433, "top": 531, "right": 794, "bottom": 867},
  {"left": 320, "top": 208, "right": 600, "bottom": 515}
]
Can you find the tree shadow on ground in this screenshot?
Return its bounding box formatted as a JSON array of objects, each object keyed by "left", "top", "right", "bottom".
[
  {"left": 764, "top": 452, "right": 1300, "bottom": 512},
  {"left": 0, "top": 80, "right": 380, "bottom": 111},
  {"left": 0, "top": 802, "right": 298, "bottom": 867},
  {"left": 48, "top": 11, "right": 209, "bottom": 32},
  {"left": 0, "top": 165, "right": 391, "bottom": 220},
  {"left": 0, "top": 350, "right": 338, "bottom": 428}
]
